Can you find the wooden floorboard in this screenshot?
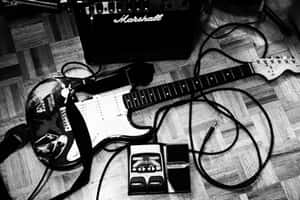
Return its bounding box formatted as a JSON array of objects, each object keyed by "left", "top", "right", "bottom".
[{"left": 2, "top": 0, "right": 300, "bottom": 199}]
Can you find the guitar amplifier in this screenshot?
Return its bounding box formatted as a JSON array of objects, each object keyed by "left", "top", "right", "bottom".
[{"left": 71, "top": 0, "right": 202, "bottom": 64}]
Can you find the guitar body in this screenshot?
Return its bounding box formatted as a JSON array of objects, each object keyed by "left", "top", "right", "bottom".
[
  {"left": 26, "top": 77, "right": 150, "bottom": 170},
  {"left": 25, "top": 57, "right": 299, "bottom": 170}
]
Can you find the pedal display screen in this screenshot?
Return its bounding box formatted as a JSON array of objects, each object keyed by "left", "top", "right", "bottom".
[{"left": 131, "top": 153, "right": 162, "bottom": 173}]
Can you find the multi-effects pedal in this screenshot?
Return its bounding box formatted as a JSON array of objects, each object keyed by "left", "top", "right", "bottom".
[{"left": 128, "top": 144, "right": 190, "bottom": 195}]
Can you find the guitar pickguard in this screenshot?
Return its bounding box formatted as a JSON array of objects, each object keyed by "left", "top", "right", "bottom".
[{"left": 66, "top": 85, "right": 148, "bottom": 161}]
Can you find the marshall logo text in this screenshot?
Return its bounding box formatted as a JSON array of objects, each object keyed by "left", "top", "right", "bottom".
[{"left": 113, "top": 14, "right": 164, "bottom": 23}]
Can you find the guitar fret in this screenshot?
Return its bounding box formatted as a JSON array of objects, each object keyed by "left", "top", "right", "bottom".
[
  {"left": 150, "top": 87, "right": 158, "bottom": 102},
  {"left": 157, "top": 86, "right": 165, "bottom": 100},
  {"left": 193, "top": 78, "right": 201, "bottom": 91},
  {"left": 234, "top": 67, "right": 247, "bottom": 80},
  {"left": 123, "top": 95, "right": 132, "bottom": 109},
  {"left": 131, "top": 93, "right": 139, "bottom": 108},
  {"left": 201, "top": 75, "right": 209, "bottom": 89},
  {"left": 162, "top": 85, "right": 169, "bottom": 99},
  {"left": 179, "top": 81, "right": 186, "bottom": 94},
  {"left": 175, "top": 81, "right": 183, "bottom": 95},
  {"left": 189, "top": 79, "right": 197, "bottom": 91},
  {"left": 145, "top": 89, "right": 151, "bottom": 103},
  {"left": 182, "top": 81, "right": 188, "bottom": 94},
  {"left": 141, "top": 90, "right": 149, "bottom": 105},
  {"left": 239, "top": 66, "right": 245, "bottom": 77},
  {"left": 171, "top": 82, "right": 179, "bottom": 96},
  {"left": 232, "top": 66, "right": 242, "bottom": 78},
  {"left": 128, "top": 95, "right": 135, "bottom": 109},
  {"left": 221, "top": 71, "right": 227, "bottom": 82},
  {"left": 127, "top": 94, "right": 136, "bottom": 109},
  {"left": 207, "top": 74, "right": 217, "bottom": 86},
  {"left": 163, "top": 85, "right": 171, "bottom": 99},
  {"left": 215, "top": 71, "right": 225, "bottom": 85},
  {"left": 154, "top": 87, "right": 162, "bottom": 101},
  {"left": 168, "top": 84, "right": 174, "bottom": 97},
  {"left": 213, "top": 74, "right": 219, "bottom": 85},
  {"left": 167, "top": 83, "right": 176, "bottom": 97},
  {"left": 230, "top": 69, "right": 236, "bottom": 80},
  {"left": 243, "top": 64, "right": 253, "bottom": 76},
  {"left": 223, "top": 69, "right": 234, "bottom": 82},
  {"left": 147, "top": 88, "right": 155, "bottom": 103},
  {"left": 139, "top": 90, "right": 146, "bottom": 105},
  {"left": 186, "top": 79, "right": 196, "bottom": 93},
  {"left": 135, "top": 91, "right": 143, "bottom": 106},
  {"left": 184, "top": 79, "right": 191, "bottom": 93}
]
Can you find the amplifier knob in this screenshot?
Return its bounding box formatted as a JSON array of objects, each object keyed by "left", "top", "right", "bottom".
[
  {"left": 143, "top": 0, "right": 149, "bottom": 11},
  {"left": 114, "top": 0, "right": 121, "bottom": 13},
  {"left": 109, "top": 1, "right": 114, "bottom": 13},
  {"left": 127, "top": 0, "right": 133, "bottom": 12},
  {"left": 102, "top": 1, "right": 109, "bottom": 14},
  {"left": 85, "top": 6, "right": 90, "bottom": 15},
  {"left": 136, "top": 0, "right": 141, "bottom": 12},
  {"left": 96, "top": 2, "right": 103, "bottom": 13},
  {"left": 93, "top": 4, "right": 98, "bottom": 15}
]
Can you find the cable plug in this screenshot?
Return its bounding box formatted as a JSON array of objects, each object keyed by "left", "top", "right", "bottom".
[{"left": 204, "top": 121, "right": 218, "bottom": 142}]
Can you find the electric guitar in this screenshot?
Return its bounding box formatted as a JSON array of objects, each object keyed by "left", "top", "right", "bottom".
[{"left": 26, "top": 57, "right": 300, "bottom": 170}]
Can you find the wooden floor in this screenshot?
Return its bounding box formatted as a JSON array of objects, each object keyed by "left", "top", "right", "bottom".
[{"left": 2, "top": 0, "right": 300, "bottom": 199}]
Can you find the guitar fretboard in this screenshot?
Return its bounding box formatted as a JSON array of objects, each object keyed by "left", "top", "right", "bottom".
[{"left": 122, "top": 64, "right": 254, "bottom": 111}]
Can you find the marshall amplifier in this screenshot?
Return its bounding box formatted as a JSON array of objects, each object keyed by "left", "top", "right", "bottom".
[{"left": 71, "top": 0, "right": 202, "bottom": 64}]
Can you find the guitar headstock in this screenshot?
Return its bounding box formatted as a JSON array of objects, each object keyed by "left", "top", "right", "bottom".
[{"left": 251, "top": 56, "right": 300, "bottom": 81}]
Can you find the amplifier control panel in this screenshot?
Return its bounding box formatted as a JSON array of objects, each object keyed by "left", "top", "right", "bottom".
[{"left": 75, "top": 0, "right": 191, "bottom": 19}]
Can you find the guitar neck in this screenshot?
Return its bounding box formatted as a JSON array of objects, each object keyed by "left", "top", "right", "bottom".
[{"left": 122, "top": 63, "right": 254, "bottom": 111}]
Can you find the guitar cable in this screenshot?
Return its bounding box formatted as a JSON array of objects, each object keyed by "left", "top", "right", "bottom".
[
  {"left": 26, "top": 167, "right": 53, "bottom": 200},
  {"left": 60, "top": 61, "right": 102, "bottom": 79},
  {"left": 24, "top": 22, "right": 272, "bottom": 200},
  {"left": 125, "top": 21, "right": 274, "bottom": 191},
  {"left": 95, "top": 145, "right": 129, "bottom": 200}
]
